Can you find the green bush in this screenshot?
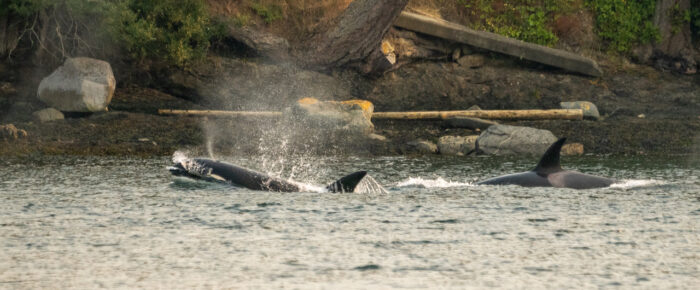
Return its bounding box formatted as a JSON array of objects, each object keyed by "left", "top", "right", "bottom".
[
  {"left": 107, "top": 0, "right": 223, "bottom": 66},
  {"left": 250, "top": 2, "right": 283, "bottom": 24},
  {"left": 458, "top": 0, "right": 566, "bottom": 46},
  {"left": 2, "top": 0, "right": 222, "bottom": 67},
  {"left": 586, "top": 0, "right": 659, "bottom": 53}
]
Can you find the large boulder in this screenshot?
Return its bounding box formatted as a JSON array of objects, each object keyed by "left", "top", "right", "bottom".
[
  {"left": 38, "top": 57, "right": 116, "bottom": 112},
  {"left": 476, "top": 125, "right": 557, "bottom": 155},
  {"left": 289, "top": 97, "right": 374, "bottom": 135},
  {"left": 438, "top": 135, "right": 478, "bottom": 156}
]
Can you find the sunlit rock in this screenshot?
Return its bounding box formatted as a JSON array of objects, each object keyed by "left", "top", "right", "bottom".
[
  {"left": 0, "top": 124, "right": 28, "bottom": 141},
  {"left": 32, "top": 108, "right": 64, "bottom": 122},
  {"left": 290, "top": 97, "right": 374, "bottom": 135},
  {"left": 561, "top": 143, "right": 584, "bottom": 156},
  {"left": 38, "top": 57, "right": 116, "bottom": 112},
  {"left": 477, "top": 125, "right": 557, "bottom": 155}
]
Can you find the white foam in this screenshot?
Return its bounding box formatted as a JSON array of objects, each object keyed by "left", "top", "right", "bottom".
[
  {"left": 395, "top": 177, "right": 472, "bottom": 188},
  {"left": 610, "top": 179, "right": 666, "bottom": 189}
]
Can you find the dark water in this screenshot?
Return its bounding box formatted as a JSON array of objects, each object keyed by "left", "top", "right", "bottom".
[{"left": 1, "top": 154, "right": 698, "bottom": 288}]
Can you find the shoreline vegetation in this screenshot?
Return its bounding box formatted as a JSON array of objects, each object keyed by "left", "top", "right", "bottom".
[{"left": 1, "top": 0, "right": 699, "bottom": 157}]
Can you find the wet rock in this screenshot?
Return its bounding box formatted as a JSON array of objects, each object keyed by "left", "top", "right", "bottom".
[
  {"left": 290, "top": 97, "right": 374, "bottom": 135},
  {"left": 477, "top": 125, "right": 557, "bottom": 155},
  {"left": 561, "top": 143, "right": 584, "bottom": 156},
  {"left": 438, "top": 135, "right": 478, "bottom": 156},
  {"left": 32, "top": 108, "right": 64, "bottom": 122},
  {"left": 0, "top": 124, "right": 28, "bottom": 141},
  {"left": 405, "top": 140, "right": 438, "bottom": 154},
  {"left": 444, "top": 116, "right": 497, "bottom": 131},
  {"left": 457, "top": 54, "right": 485, "bottom": 68},
  {"left": 560, "top": 101, "right": 600, "bottom": 120},
  {"left": 38, "top": 57, "right": 116, "bottom": 112}
]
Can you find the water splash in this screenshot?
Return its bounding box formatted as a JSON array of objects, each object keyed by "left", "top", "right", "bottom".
[
  {"left": 395, "top": 177, "right": 472, "bottom": 188},
  {"left": 172, "top": 151, "right": 189, "bottom": 164},
  {"left": 353, "top": 175, "right": 388, "bottom": 194}
]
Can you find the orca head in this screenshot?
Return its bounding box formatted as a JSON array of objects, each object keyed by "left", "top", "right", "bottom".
[{"left": 533, "top": 137, "right": 566, "bottom": 176}]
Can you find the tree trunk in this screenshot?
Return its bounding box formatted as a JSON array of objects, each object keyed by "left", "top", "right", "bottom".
[
  {"left": 653, "top": 0, "right": 692, "bottom": 57},
  {"left": 652, "top": 0, "right": 697, "bottom": 73},
  {"left": 298, "top": 0, "right": 409, "bottom": 71}
]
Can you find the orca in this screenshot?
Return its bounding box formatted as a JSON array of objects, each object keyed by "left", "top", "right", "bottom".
[
  {"left": 477, "top": 138, "right": 616, "bottom": 189},
  {"left": 169, "top": 157, "right": 367, "bottom": 193}
]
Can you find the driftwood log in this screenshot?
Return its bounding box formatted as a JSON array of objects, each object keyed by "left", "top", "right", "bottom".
[
  {"left": 158, "top": 109, "right": 282, "bottom": 117},
  {"left": 159, "top": 109, "right": 583, "bottom": 120}
]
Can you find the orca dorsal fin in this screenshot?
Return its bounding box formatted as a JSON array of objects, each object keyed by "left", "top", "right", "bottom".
[
  {"left": 533, "top": 138, "right": 566, "bottom": 173},
  {"left": 326, "top": 171, "right": 367, "bottom": 193}
]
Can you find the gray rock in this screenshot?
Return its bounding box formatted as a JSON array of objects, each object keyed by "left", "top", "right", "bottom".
[
  {"left": 457, "top": 54, "right": 485, "bottom": 68},
  {"left": 32, "top": 108, "right": 64, "bottom": 122},
  {"left": 477, "top": 125, "right": 557, "bottom": 155},
  {"left": 444, "top": 117, "right": 497, "bottom": 131},
  {"left": 560, "top": 101, "right": 600, "bottom": 120},
  {"left": 406, "top": 140, "right": 438, "bottom": 154},
  {"left": 438, "top": 135, "right": 478, "bottom": 156},
  {"left": 38, "top": 57, "right": 115, "bottom": 112}
]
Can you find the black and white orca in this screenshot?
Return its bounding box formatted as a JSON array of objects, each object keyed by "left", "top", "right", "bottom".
[
  {"left": 169, "top": 157, "right": 367, "bottom": 193},
  {"left": 477, "top": 138, "right": 616, "bottom": 189}
]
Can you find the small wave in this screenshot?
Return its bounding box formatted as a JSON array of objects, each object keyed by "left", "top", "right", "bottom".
[
  {"left": 610, "top": 179, "right": 667, "bottom": 189},
  {"left": 395, "top": 177, "right": 472, "bottom": 188}
]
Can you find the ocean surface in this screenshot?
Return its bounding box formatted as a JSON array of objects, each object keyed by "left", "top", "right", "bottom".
[{"left": 1, "top": 154, "right": 698, "bottom": 289}]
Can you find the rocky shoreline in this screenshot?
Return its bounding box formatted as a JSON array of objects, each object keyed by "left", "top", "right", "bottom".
[{"left": 1, "top": 52, "right": 699, "bottom": 158}]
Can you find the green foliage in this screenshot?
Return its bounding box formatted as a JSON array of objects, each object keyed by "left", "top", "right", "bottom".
[
  {"left": 250, "top": 2, "right": 282, "bottom": 24},
  {"left": 693, "top": 0, "right": 700, "bottom": 39},
  {"left": 458, "top": 0, "right": 567, "bottom": 46},
  {"left": 232, "top": 13, "right": 251, "bottom": 27},
  {"left": 107, "top": 0, "right": 223, "bottom": 66},
  {"left": 2, "top": 0, "right": 223, "bottom": 67},
  {"left": 586, "top": 0, "right": 659, "bottom": 53}
]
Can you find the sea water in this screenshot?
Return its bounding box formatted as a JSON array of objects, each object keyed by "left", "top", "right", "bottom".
[{"left": 1, "top": 155, "right": 698, "bottom": 288}]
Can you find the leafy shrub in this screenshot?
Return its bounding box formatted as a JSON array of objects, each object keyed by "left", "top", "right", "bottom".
[
  {"left": 107, "top": 0, "right": 223, "bottom": 66},
  {"left": 586, "top": 0, "right": 659, "bottom": 52},
  {"left": 458, "top": 0, "right": 567, "bottom": 46},
  {"left": 250, "top": 2, "right": 283, "bottom": 24}
]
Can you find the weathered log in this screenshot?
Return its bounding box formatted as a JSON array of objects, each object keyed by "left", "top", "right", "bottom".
[
  {"left": 394, "top": 12, "right": 603, "bottom": 77},
  {"left": 158, "top": 109, "right": 282, "bottom": 117},
  {"left": 159, "top": 108, "right": 583, "bottom": 120},
  {"left": 372, "top": 109, "right": 583, "bottom": 120}
]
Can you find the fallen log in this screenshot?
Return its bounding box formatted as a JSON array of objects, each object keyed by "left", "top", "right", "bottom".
[
  {"left": 394, "top": 12, "right": 603, "bottom": 77},
  {"left": 159, "top": 108, "right": 583, "bottom": 120},
  {"left": 372, "top": 109, "right": 583, "bottom": 120},
  {"left": 158, "top": 109, "right": 282, "bottom": 117}
]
